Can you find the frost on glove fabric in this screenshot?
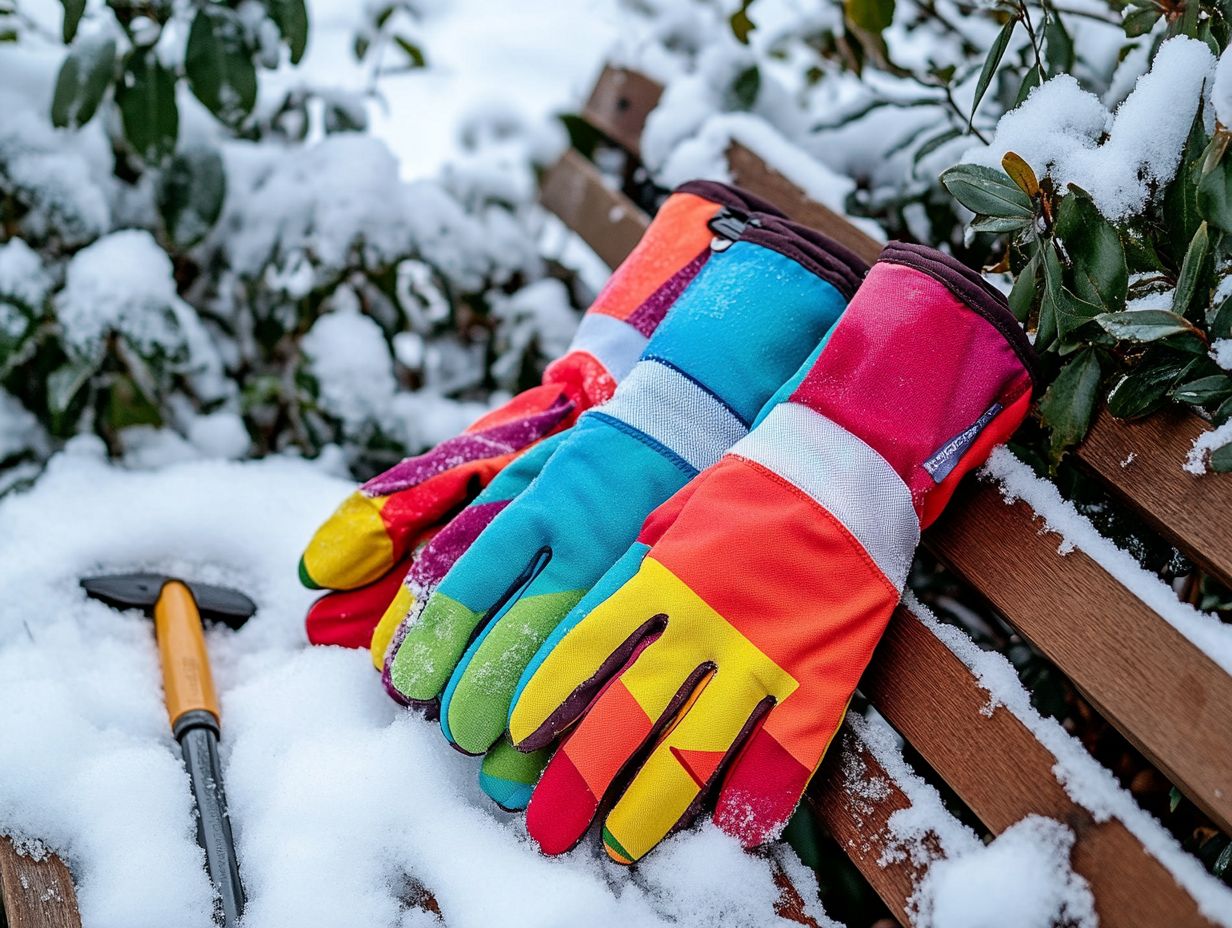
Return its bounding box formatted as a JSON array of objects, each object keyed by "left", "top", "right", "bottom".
[
  {"left": 384, "top": 217, "right": 869, "bottom": 810},
  {"left": 301, "top": 181, "right": 785, "bottom": 651},
  {"left": 508, "top": 243, "right": 1038, "bottom": 863}
]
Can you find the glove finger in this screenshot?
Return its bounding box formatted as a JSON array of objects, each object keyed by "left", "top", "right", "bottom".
[
  {"left": 478, "top": 736, "right": 549, "bottom": 812},
  {"left": 370, "top": 433, "right": 567, "bottom": 670},
  {"left": 601, "top": 676, "right": 771, "bottom": 865},
  {"left": 384, "top": 516, "right": 549, "bottom": 706},
  {"left": 508, "top": 548, "right": 665, "bottom": 752},
  {"left": 304, "top": 556, "right": 413, "bottom": 650},
  {"left": 440, "top": 560, "right": 585, "bottom": 754},
  {"left": 524, "top": 629, "right": 709, "bottom": 856}
]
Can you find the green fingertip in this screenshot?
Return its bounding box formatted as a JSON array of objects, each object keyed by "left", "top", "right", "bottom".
[{"left": 298, "top": 557, "right": 322, "bottom": 590}]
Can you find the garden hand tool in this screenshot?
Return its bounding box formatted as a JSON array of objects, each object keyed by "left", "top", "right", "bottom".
[
  {"left": 508, "top": 242, "right": 1038, "bottom": 863},
  {"left": 300, "top": 181, "right": 788, "bottom": 649},
  {"left": 82, "top": 572, "right": 254, "bottom": 926},
  {"left": 386, "top": 215, "right": 869, "bottom": 810}
]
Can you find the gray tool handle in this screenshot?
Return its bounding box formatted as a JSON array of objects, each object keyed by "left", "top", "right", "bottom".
[{"left": 180, "top": 722, "right": 245, "bottom": 926}]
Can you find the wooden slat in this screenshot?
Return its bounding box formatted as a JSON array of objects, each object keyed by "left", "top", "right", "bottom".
[
  {"left": 540, "top": 151, "right": 649, "bottom": 271},
  {"left": 808, "top": 727, "right": 937, "bottom": 925},
  {"left": 726, "top": 143, "right": 883, "bottom": 265},
  {"left": 927, "top": 484, "right": 1232, "bottom": 834},
  {"left": 0, "top": 838, "right": 81, "bottom": 928},
  {"left": 581, "top": 65, "right": 663, "bottom": 156},
  {"left": 864, "top": 607, "right": 1218, "bottom": 928},
  {"left": 1077, "top": 406, "right": 1232, "bottom": 590}
]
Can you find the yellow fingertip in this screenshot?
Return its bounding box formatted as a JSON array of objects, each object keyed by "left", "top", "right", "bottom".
[
  {"left": 302, "top": 492, "right": 395, "bottom": 590},
  {"left": 370, "top": 583, "right": 414, "bottom": 669}
]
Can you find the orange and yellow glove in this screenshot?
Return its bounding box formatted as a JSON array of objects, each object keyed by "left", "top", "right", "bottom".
[{"left": 508, "top": 243, "right": 1037, "bottom": 863}]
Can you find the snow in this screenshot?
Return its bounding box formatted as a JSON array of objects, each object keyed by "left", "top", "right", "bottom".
[
  {"left": 56, "top": 230, "right": 187, "bottom": 359},
  {"left": 0, "top": 442, "right": 837, "bottom": 928},
  {"left": 1212, "top": 338, "right": 1232, "bottom": 371},
  {"left": 982, "top": 445, "right": 1232, "bottom": 673},
  {"left": 302, "top": 307, "right": 398, "bottom": 433},
  {"left": 915, "top": 817, "right": 1096, "bottom": 928},
  {"left": 1216, "top": 45, "right": 1232, "bottom": 127},
  {"left": 964, "top": 37, "right": 1215, "bottom": 220},
  {"left": 0, "top": 237, "right": 52, "bottom": 313},
  {"left": 1186, "top": 419, "right": 1232, "bottom": 475},
  {"left": 905, "top": 590, "right": 1232, "bottom": 926}
]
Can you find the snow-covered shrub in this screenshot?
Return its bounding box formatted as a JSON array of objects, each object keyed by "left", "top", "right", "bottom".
[{"left": 0, "top": 0, "right": 573, "bottom": 477}]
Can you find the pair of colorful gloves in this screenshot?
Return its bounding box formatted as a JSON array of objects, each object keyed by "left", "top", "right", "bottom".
[{"left": 301, "top": 181, "right": 1037, "bottom": 864}]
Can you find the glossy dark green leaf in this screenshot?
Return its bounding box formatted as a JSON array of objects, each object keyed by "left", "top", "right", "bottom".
[
  {"left": 1107, "top": 359, "right": 1190, "bottom": 419},
  {"left": 1124, "top": 5, "right": 1162, "bottom": 35},
  {"left": 1038, "top": 347, "right": 1102, "bottom": 460},
  {"left": 47, "top": 354, "right": 99, "bottom": 416},
  {"left": 1013, "top": 67, "right": 1041, "bottom": 108},
  {"left": 971, "top": 214, "right": 1032, "bottom": 232},
  {"left": 1213, "top": 442, "right": 1232, "bottom": 473},
  {"left": 393, "top": 35, "right": 427, "bottom": 69},
  {"left": 51, "top": 34, "right": 115, "bottom": 129},
  {"left": 116, "top": 50, "right": 178, "bottom": 163},
  {"left": 267, "top": 0, "right": 309, "bottom": 64},
  {"left": 157, "top": 146, "right": 226, "bottom": 248},
  {"left": 846, "top": 0, "right": 895, "bottom": 33},
  {"left": 1045, "top": 13, "right": 1073, "bottom": 75},
  {"left": 1008, "top": 250, "right": 1038, "bottom": 323},
  {"left": 940, "top": 163, "right": 1034, "bottom": 219},
  {"left": 970, "top": 19, "right": 1014, "bottom": 128},
  {"left": 1055, "top": 190, "right": 1127, "bottom": 313},
  {"left": 1198, "top": 149, "right": 1232, "bottom": 232},
  {"left": 1209, "top": 286, "right": 1232, "bottom": 337},
  {"left": 913, "top": 127, "right": 962, "bottom": 165},
  {"left": 1096, "top": 310, "right": 1199, "bottom": 343},
  {"left": 186, "top": 6, "right": 257, "bottom": 126},
  {"left": 60, "top": 0, "right": 84, "bottom": 43},
  {"left": 1171, "top": 374, "right": 1232, "bottom": 406},
  {"left": 1173, "top": 221, "right": 1210, "bottom": 318},
  {"left": 728, "top": 65, "right": 761, "bottom": 111}
]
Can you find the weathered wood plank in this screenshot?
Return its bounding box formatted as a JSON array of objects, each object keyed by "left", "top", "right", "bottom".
[
  {"left": 581, "top": 65, "right": 663, "bottom": 156},
  {"left": 808, "top": 728, "right": 933, "bottom": 926},
  {"left": 0, "top": 838, "right": 82, "bottom": 928},
  {"left": 540, "top": 150, "right": 649, "bottom": 271},
  {"left": 926, "top": 484, "right": 1232, "bottom": 835},
  {"left": 1076, "top": 406, "right": 1232, "bottom": 591},
  {"left": 864, "top": 606, "right": 1219, "bottom": 928}
]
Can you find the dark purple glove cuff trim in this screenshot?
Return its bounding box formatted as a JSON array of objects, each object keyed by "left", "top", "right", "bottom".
[{"left": 879, "top": 241, "right": 1040, "bottom": 394}]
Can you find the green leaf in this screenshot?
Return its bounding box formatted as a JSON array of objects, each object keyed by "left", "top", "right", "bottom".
[
  {"left": 157, "top": 146, "right": 226, "bottom": 248},
  {"left": 1096, "top": 310, "right": 1201, "bottom": 343},
  {"left": 970, "top": 19, "right": 1014, "bottom": 129},
  {"left": 1045, "top": 13, "right": 1074, "bottom": 75},
  {"left": 846, "top": 0, "right": 895, "bottom": 33},
  {"left": 971, "top": 214, "right": 1032, "bottom": 232},
  {"left": 1037, "top": 243, "right": 1064, "bottom": 349},
  {"left": 1173, "top": 221, "right": 1210, "bottom": 318},
  {"left": 1055, "top": 190, "right": 1127, "bottom": 313},
  {"left": 1198, "top": 149, "right": 1232, "bottom": 233},
  {"left": 1217, "top": 839, "right": 1232, "bottom": 877},
  {"left": 267, "top": 0, "right": 309, "bottom": 64},
  {"left": 1008, "top": 250, "right": 1039, "bottom": 323},
  {"left": 1013, "top": 67, "right": 1041, "bottom": 108},
  {"left": 913, "top": 127, "right": 962, "bottom": 165},
  {"left": 393, "top": 35, "right": 427, "bottom": 69},
  {"left": 1213, "top": 442, "right": 1232, "bottom": 473},
  {"left": 730, "top": 0, "right": 756, "bottom": 45},
  {"left": 940, "top": 163, "right": 1034, "bottom": 220},
  {"left": 185, "top": 6, "right": 258, "bottom": 126},
  {"left": 1039, "top": 348, "right": 1103, "bottom": 460},
  {"left": 1169, "top": 786, "right": 1183, "bottom": 813},
  {"left": 727, "top": 65, "right": 761, "bottom": 111},
  {"left": 60, "top": 0, "right": 84, "bottom": 43},
  {"left": 1124, "top": 5, "right": 1162, "bottom": 36},
  {"left": 1171, "top": 374, "right": 1232, "bottom": 406},
  {"left": 47, "top": 355, "right": 99, "bottom": 416},
  {"left": 1107, "top": 359, "right": 1190, "bottom": 419},
  {"left": 50, "top": 34, "right": 115, "bottom": 129},
  {"left": 117, "top": 50, "right": 178, "bottom": 164},
  {"left": 1209, "top": 285, "right": 1232, "bottom": 337}
]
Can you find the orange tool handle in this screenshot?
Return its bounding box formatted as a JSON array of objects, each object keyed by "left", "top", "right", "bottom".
[{"left": 153, "top": 580, "right": 221, "bottom": 730}]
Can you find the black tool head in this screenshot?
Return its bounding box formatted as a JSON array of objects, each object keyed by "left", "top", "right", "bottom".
[{"left": 81, "top": 573, "right": 256, "bottom": 628}]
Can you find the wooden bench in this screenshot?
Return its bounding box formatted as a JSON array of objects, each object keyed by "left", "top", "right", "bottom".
[
  {"left": 6, "top": 64, "right": 1231, "bottom": 928},
  {"left": 536, "top": 64, "right": 1232, "bottom": 927}
]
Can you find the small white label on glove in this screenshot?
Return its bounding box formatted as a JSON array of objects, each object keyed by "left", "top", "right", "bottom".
[{"left": 922, "top": 402, "right": 1003, "bottom": 483}]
